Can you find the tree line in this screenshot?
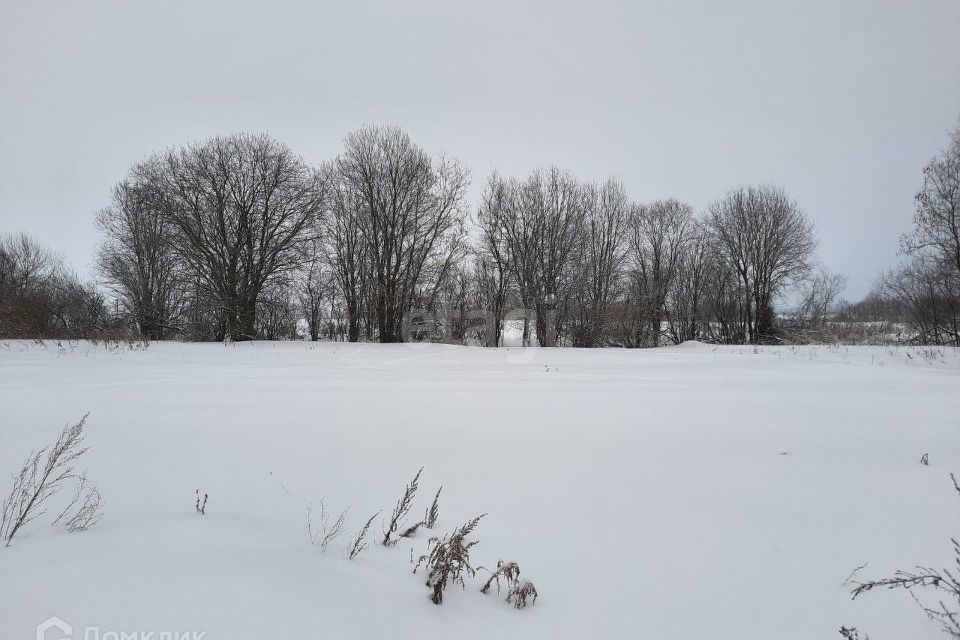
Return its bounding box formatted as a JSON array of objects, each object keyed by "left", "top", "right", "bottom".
[
  {"left": 1, "top": 121, "right": 957, "bottom": 346},
  {"left": 0, "top": 233, "right": 109, "bottom": 338}
]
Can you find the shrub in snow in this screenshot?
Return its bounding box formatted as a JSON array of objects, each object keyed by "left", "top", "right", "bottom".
[
  {"left": 347, "top": 511, "right": 379, "bottom": 560},
  {"left": 480, "top": 560, "right": 520, "bottom": 595},
  {"left": 839, "top": 626, "right": 868, "bottom": 639},
  {"left": 306, "top": 498, "right": 350, "bottom": 552},
  {"left": 481, "top": 560, "right": 538, "bottom": 609},
  {"left": 414, "top": 514, "right": 485, "bottom": 604},
  {"left": 1, "top": 413, "right": 93, "bottom": 546},
  {"left": 195, "top": 490, "right": 208, "bottom": 515},
  {"left": 507, "top": 580, "right": 539, "bottom": 609},
  {"left": 382, "top": 467, "right": 422, "bottom": 546},
  {"left": 848, "top": 473, "right": 960, "bottom": 638}
]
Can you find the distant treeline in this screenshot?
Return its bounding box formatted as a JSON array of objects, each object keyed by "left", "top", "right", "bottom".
[{"left": 1, "top": 122, "right": 958, "bottom": 346}]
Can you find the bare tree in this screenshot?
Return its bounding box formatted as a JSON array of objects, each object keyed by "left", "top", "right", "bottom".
[
  {"left": 574, "top": 179, "right": 630, "bottom": 346},
  {"left": 256, "top": 279, "right": 299, "bottom": 340},
  {"left": 629, "top": 199, "right": 694, "bottom": 346},
  {"left": 707, "top": 185, "right": 816, "bottom": 342},
  {"left": 887, "top": 120, "right": 960, "bottom": 345},
  {"left": 0, "top": 232, "right": 58, "bottom": 298},
  {"left": 500, "top": 167, "right": 588, "bottom": 346},
  {"left": 474, "top": 173, "right": 516, "bottom": 347},
  {"left": 156, "top": 133, "right": 327, "bottom": 341},
  {"left": 335, "top": 125, "right": 469, "bottom": 343},
  {"left": 791, "top": 265, "right": 847, "bottom": 332},
  {"left": 0, "top": 233, "right": 59, "bottom": 337},
  {"left": 96, "top": 160, "right": 186, "bottom": 339},
  {"left": 903, "top": 122, "right": 960, "bottom": 279},
  {"left": 296, "top": 240, "right": 331, "bottom": 341},
  {"left": 47, "top": 270, "right": 110, "bottom": 337},
  {"left": 880, "top": 255, "right": 960, "bottom": 345},
  {"left": 665, "top": 222, "right": 712, "bottom": 344},
  {"left": 327, "top": 172, "right": 369, "bottom": 342}
]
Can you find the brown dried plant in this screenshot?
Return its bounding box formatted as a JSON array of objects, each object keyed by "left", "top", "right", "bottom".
[
  {"left": 507, "top": 581, "right": 539, "bottom": 609},
  {"left": 414, "top": 514, "right": 486, "bottom": 604},
  {"left": 480, "top": 560, "right": 521, "bottom": 595}
]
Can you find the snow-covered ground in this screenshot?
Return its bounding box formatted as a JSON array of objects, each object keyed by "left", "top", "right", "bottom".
[{"left": 1, "top": 340, "right": 958, "bottom": 640}]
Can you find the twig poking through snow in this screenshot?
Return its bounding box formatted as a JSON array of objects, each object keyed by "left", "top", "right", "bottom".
[
  {"left": 195, "top": 490, "right": 208, "bottom": 515},
  {"left": 423, "top": 486, "right": 442, "bottom": 529},
  {"left": 307, "top": 498, "right": 350, "bottom": 552},
  {"left": 348, "top": 511, "right": 380, "bottom": 560},
  {"left": 383, "top": 467, "right": 423, "bottom": 546}
]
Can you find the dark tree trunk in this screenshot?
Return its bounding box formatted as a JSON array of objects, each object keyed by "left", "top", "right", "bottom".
[{"left": 228, "top": 297, "right": 257, "bottom": 341}]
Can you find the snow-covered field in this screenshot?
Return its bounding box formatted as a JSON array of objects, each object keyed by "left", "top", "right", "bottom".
[{"left": 1, "top": 340, "right": 958, "bottom": 640}]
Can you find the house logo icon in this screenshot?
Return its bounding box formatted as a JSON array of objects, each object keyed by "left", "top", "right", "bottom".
[{"left": 36, "top": 616, "right": 72, "bottom": 640}]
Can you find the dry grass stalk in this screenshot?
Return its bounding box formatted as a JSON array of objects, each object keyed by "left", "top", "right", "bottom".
[
  {"left": 348, "top": 511, "right": 380, "bottom": 560},
  {"left": 1, "top": 414, "right": 90, "bottom": 546},
  {"left": 423, "top": 486, "right": 442, "bottom": 529},
  {"left": 382, "top": 467, "right": 423, "bottom": 546},
  {"left": 307, "top": 498, "right": 351, "bottom": 552}
]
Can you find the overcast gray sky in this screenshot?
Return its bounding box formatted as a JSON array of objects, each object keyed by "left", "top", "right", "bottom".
[{"left": 2, "top": 0, "right": 959, "bottom": 300}]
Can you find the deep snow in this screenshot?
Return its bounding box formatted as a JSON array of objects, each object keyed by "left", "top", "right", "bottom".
[{"left": 1, "top": 340, "right": 958, "bottom": 639}]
